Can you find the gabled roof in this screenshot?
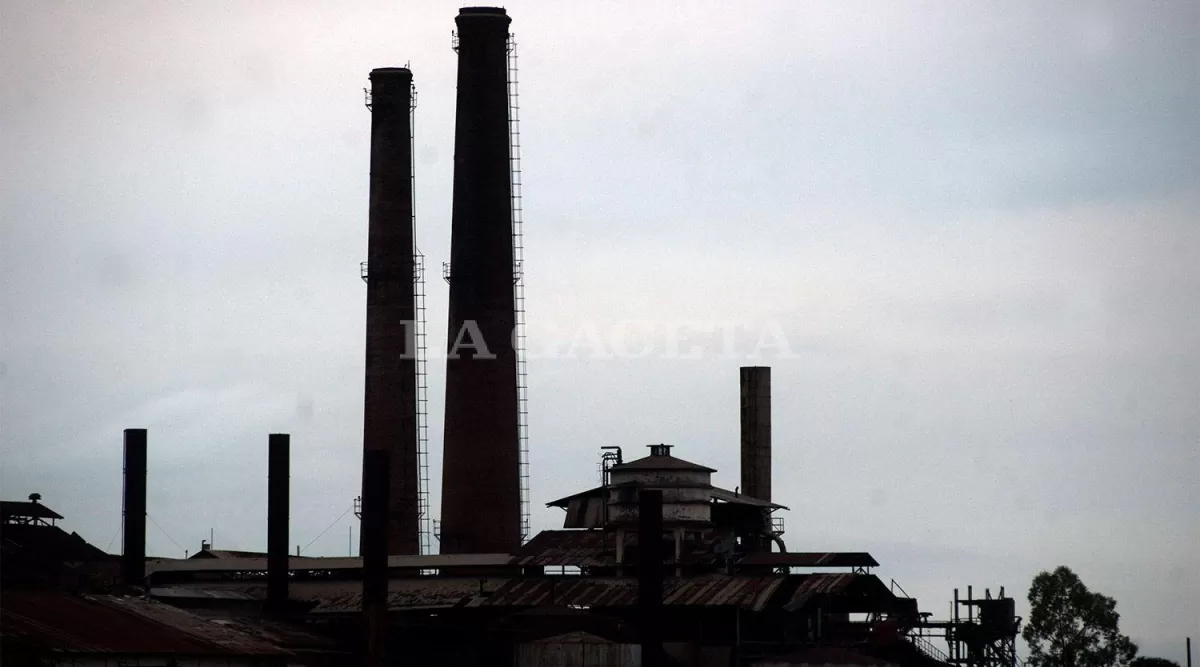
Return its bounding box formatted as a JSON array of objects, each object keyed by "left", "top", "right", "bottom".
[
  {"left": 190, "top": 549, "right": 271, "bottom": 560},
  {"left": 546, "top": 484, "right": 785, "bottom": 510},
  {"left": 1, "top": 501, "right": 64, "bottom": 521},
  {"left": 610, "top": 454, "right": 715, "bottom": 473}
]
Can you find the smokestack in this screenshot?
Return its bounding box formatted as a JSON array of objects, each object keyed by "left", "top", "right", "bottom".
[
  {"left": 121, "top": 428, "right": 147, "bottom": 587},
  {"left": 440, "top": 6, "right": 521, "bottom": 555},
  {"left": 267, "top": 434, "right": 289, "bottom": 612},
  {"left": 362, "top": 449, "right": 390, "bottom": 667},
  {"left": 638, "top": 489, "right": 665, "bottom": 667},
  {"left": 740, "top": 367, "right": 771, "bottom": 502},
  {"left": 362, "top": 66, "right": 420, "bottom": 555}
]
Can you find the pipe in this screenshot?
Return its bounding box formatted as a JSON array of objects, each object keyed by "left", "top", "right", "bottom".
[
  {"left": 638, "top": 489, "right": 664, "bottom": 667},
  {"left": 267, "top": 434, "right": 289, "bottom": 612},
  {"left": 440, "top": 6, "right": 521, "bottom": 555},
  {"left": 121, "top": 429, "right": 147, "bottom": 588},
  {"left": 362, "top": 65, "right": 421, "bottom": 556},
  {"left": 362, "top": 449, "right": 391, "bottom": 667}
]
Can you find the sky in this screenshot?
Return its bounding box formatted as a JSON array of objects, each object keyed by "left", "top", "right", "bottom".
[{"left": 1, "top": 0, "right": 1197, "bottom": 660}]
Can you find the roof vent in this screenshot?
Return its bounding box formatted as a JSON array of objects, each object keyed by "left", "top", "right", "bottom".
[{"left": 648, "top": 444, "right": 672, "bottom": 457}]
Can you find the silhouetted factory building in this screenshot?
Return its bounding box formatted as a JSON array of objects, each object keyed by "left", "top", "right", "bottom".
[{"left": 0, "top": 7, "right": 1024, "bottom": 667}]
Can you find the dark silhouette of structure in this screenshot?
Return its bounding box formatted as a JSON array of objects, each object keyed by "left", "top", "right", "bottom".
[
  {"left": 439, "top": 6, "right": 522, "bottom": 555},
  {"left": 361, "top": 66, "right": 421, "bottom": 555},
  {"left": 267, "top": 433, "right": 289, "bottom": 612},
  {"left": 121, "top": 428, "right": 147, "bottom": 587}
]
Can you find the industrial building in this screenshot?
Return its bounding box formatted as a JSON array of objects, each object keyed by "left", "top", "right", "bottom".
[{"left": 0, "top": 7, "right": 1022, "bottom": 667}]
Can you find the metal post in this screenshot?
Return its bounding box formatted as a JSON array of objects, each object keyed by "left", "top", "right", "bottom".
[
  {"left": 1186, "top": 637, "right": 1191, "bottom": 667},
  {"left": 363, "top": 449, "right": 391, "bottom": 667},
  {"left": 267, "top": 434, "right": 289, "bottom": 613},
  {"left": 121, "top": 429, "right": 147, "bottom": 588},
  {"left": 638, "top": 489, "right": 664, "bottom": 667}
]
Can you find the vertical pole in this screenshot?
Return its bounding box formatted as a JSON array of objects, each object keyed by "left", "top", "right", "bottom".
[
  {"left": 267, "top": 434, "right": 290, "bottom": 613},
  {"left": 1186, "top": 637, "right": 1191, "bottom": 667},
  {"left": 638, "top": 489, "right": 664, "bottom": 667},
  {"left": 363, "top": 449, "right": 391, "bottom": 667},
  {"left": 953, "top": 588, "right": 960, "bottom": 664},
  {"left": 121, "top": 429, "right": 147, "bottom": 588}
]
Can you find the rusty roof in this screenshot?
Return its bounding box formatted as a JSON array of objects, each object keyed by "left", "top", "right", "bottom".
[
  {"left": 782, "top": 573, "right": 894, "bottom": 612},
  {"left": 298, "top": 578, "right": 508, "bottom": 614},
  {"left": 0, "top": 591, "right": 292, "bottom": 655},
  {"left": 609, "top": 454, "right": 716, "bottom": 473},
  {"left": 511, "top": 530, "right": 728, "bottom": 568},
  {"left": 486, "top": 575, "right": 785, "bottom": 612},
  {"left": 148, "top": 552, "right": 512, "bottom": 575}
]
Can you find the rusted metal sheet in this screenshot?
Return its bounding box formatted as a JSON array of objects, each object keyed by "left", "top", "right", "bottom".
[
  {"left": 300, "top": 578, "right": 509, "bottom": 614},
  {"left": 485, "top": 576, "right": 784, "bottom": 612},
  {"left": 783, "top": 573, "right": 863, "bottom": 611},
  {"left": 663, "top": 575, "right": 784, "bottom": 612},
  {"left": 511, "top": 530, "right": 615, "bottom": 568},
  {"left": 148, "top": 552, "right": 512, "bottom": 574},
  {"left": 512, "top": 530, "right": 733, "bottom": 568},
  {"left": 708, "top": 487, "right": 785, "bottom": 509},
  {"left": 0, "top": 591, "right": 291, "bottom": 655},
  {"left": 518, "top": 632, "right": 640, "bottom": 667}
]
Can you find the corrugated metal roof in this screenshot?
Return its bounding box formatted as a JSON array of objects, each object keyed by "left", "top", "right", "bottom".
[
  {"left": 486, "top": 575, "right": 783, "bottom": 612},
  {"left": 783, "top": 573, "right": 868, "bottom": 611},
  {"left": 0, "top": 591, "right": 289, "bottom": 655},
  {"left": 708, "top": 487, "right": 787, "bottom": 509},
  {"left": 664, "top": 575, "right": 785, "bottom": 611},
  {"left": 511, "top": 530, "right": 614, "bottom": 567},
  {"left": 297, "top": 578, "right": 509, "bottom": 614},
  {"left": 148, "top": 552, "right": 512, "bottom": 574},
  {"left": 511, "top": 530, "right": 730, "bottom": 568}
]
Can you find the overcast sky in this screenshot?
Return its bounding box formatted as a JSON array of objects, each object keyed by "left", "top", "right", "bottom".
[{"left": 1, "top": 0, "right": 1196, "bottom": 660}]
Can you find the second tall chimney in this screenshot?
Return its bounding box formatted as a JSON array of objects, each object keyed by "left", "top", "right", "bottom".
[
  {"left": 740, "top": 367, "right": 771, "bottom": 502},
  {"left": 439, "top": 6, "right": 521, "bottom": 555}
]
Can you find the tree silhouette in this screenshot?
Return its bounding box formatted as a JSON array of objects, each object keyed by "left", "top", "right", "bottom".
[{"left": 1023, "top": 566, "right": 1137, "bottom": 667}]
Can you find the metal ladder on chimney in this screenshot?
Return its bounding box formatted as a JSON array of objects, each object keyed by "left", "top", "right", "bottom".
[
  {"left": 360, "top": 75, "right": 432, "bottom": 556},
  {"left": 508, "top": 34, "right": 531, "bottom": 544},
  {"left": 410, "top": 82, "right": 433, "bottom": 557}
]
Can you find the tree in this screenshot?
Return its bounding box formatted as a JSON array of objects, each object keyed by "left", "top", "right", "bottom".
[
  {"left": 1023, "top": 566, "right": 1138, "bottom": 667},
  {"left": 1130, "top": 659, "right": 1180, "bottom": 667}
]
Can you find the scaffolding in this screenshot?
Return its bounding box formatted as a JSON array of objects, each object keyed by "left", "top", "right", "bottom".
[
  {"left": 508, "top": 34, "right": 531, "bottom": 545},
  {"left": 910, "top": 586, "right": 1023, "bottom": 667},
  {"left": 360, "top": 76, "right": 432, "bottom": 555}
]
